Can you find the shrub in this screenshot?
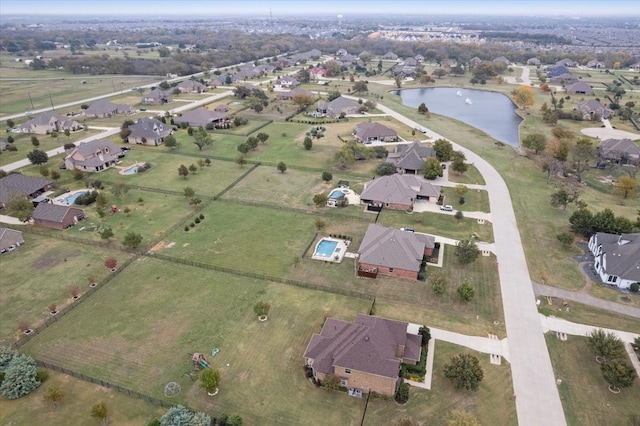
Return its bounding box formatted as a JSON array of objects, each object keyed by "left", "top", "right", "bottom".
[
  {"left": 395, "top": 380, "right": 410, "bottom": 403},
  {"left": 253, "top": 301, "right": 271, "bottom": 317},
  {"left": 0, "top": 347, "right": 17, "bottom": 372},
  {"left": 0, "top": 354, "right": 41, "bottom": 399},
  {"left": 104, "top": 258, "right": 117, "bottom": 269},
  {"left": 630, "top": 282, "right": 639, "bottom": 293},
  {"left": 199, "top": 214, "right": 204, "bottom": 219},
  {"left": 36, "top": 369, "right": 49, "bottom": 383},
  {"left": 184, "top": 226, "right": 189, "bottom": 232},
  {"left": 194, "top": 217, "right": 201, "bottom": 224},
  {"left": 190, "top": 222, "right": 195, "bottom": 228},
  {"left": 160, "top": 405, "right": 193, "bottom": 426},
  {"left": 199, "top": 368, "right": 221, "bottom": 393},
  {"left": 73, "top": 190, "right": 98, "bottom": 206}
]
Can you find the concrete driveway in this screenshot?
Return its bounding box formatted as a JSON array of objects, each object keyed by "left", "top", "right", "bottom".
[{"left": 581, "top": 127, "right": 639, "bottom": 140}]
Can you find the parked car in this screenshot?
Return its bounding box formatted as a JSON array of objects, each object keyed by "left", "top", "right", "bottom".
[
  {"left": 415, "top": 126, "right": 427, "bottom": 134},
  {"left": 59, "top": 164, "right": 66, "bottom": 170},
  {"left": 400, "top": 227, "right": 414, "bottom": 232},
  {"left": 440, "top": 205, "right": 453, "bottom": 212},
  {"left": 120, "top": 146, "right": 131, "bottom": 152}
]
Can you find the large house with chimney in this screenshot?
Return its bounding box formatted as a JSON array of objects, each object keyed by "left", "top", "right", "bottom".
[
  {"left": 588, "top": 232, "right": 640, "bottom": 290},
  {"left": 127, "top": 117, "right": 173, "bottom": 146},
  {"left": 0, "top": 174, "right": 53, "bottom": 209},
  {"left": 141, "top": 89, "right": 172, "bottom": 105},
  {"left": 18, "top": 112, "right": 81, "bottom": 135},
  {"left": 360, "top": 174, "right": 441, "bottom": 211},
  {"left": 84, "top": 99, "right": 134, "bottom": 119},
  {"left": 64, "top": 139, "right": 121, "bottom": 172},
  {"left": 385, "top": 141, "right": 436, "bottom": 175},
  {"left": 353, "top": 122, "right": 397, "bottom": 144},
  {"left": 303, "top": 314, "right": 422, "bottom": 396}
]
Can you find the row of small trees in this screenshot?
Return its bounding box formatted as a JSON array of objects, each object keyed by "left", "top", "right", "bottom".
[{"left": 588, "top": 329, "right": 636, "bottom": 391}]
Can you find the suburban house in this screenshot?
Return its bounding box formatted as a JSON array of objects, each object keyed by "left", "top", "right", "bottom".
[
  {"left": 469, "top": 57, "right": 482, "bottom": 67},
  {"left": 586, "top": 60, "right": 605, "bottom": 69},
  {"left": 385, "top": 141, "right": 436, "bottom": 175},
  {"left": 357, "top": 224, "right": 435, "bottom": 280},
  {"left": 317, "top": 97, "right": 361, "bottom": 118},
  {"left": 383, "top": 52, "right": 398, "bottom": 60},
  {"left": 403, "top": 57, "right": 417, "bottom": 67},
  {"left": 337, "top": 54, "right": 356, "bottom": 65},
  {"left": 545, "top": 65, "right": 571, "bottom": 79},
  {"left": 588, "top": 232, "right": 640, "bottom": 290},
  {"left": 414, "top": 54, "right": 424, "bottom": 62},
  {"left": 176, "top": 80, "right": 207, "bottom": 93},
  {"left": 577, "top": 99, "right": 613, "bottom": 120},
  {"left": 64, "top": 139, "right": 121, "bottom": 172},
  {"left": 556, "top": 58, "right": 577, "bottom": 67},
  {"left": 127, "top": 117, "right": 173, "bottom": 146},
  {"left": 303, "top": 313, "right": 422, "bottom": 396},
  {"left": 550, "top": 73, "right": 577, "bottom": 85},
  {"left": 598, "top": 138, "right": 640, "bottom": 165},
  {"left": 214, "top": 104, "right": 230, "bottom": 113},
  {"left": 173, "top": 107, "right": 227, "bottom": 128},
  {"left": 277, "top": 76, "right": 300, "bottom": 88},
  {"left": 210, "top": 74, "right": 236, "bottom": 86},
  {"left": 493, "top": 56, "right": 510, "bottom": 65},
  {"left": 310, "top": 67, "right": 329, "bottom": 78},
  {"left": 360, "top": 174, "right": 441, "bottom": 211},
  {"left": 566, "top": 81, "right": 594, "bottom": 95},
  {"left": 32, "top": 203, "right": 85, "bottom": 230},
  {"left": 141, "top": 88, "right": 172, "bottom": 105},
  {"left": 84, "top": 99, "right": 134, "bottom": 118},
  {"left": 353, "top": 122, "right": 397, "bottom": 144},
  {"left": 527, "top": 57, "right": 541, "bottom": 66},
  {"left": 0, "top": 174, "right": 53, "bottom": 208},
  {"left": 335, "top": 48, "right": 348, "bottom": 57},
  {"left": 0, "top": 228, "right": 24, "bottom": 253},
  {"left": 18, "top": 112, "right": 81, "bottom": 135},
  {"left": 276, "top": 87, "right": 315, "bottom": 101}
]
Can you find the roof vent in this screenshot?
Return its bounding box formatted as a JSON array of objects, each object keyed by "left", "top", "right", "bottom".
[{"left": 364, "top": 335, "right": 369, "bottom": 342}]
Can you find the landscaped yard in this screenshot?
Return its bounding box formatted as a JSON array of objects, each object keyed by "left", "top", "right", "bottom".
[
  {"left": 545, "top": 334, "right": 640, "bottom": 426},
  {"left": 21, "top": 258, "right": 371, "bottom": 424}
]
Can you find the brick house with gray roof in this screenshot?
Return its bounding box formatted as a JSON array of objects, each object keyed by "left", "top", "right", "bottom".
[
  {"left": 0, "top": 228, "right": 24, "bottom": 253},
  {"left": 303, "top": 314, "right": 422, "bottom": 396},
  {"left": 598, "top": 138, "right": 640, "bottom": 165},
  {"left": 357, "top": 223, "right": 435, "bottom": 280},
  {"left": 0, "top": 174, "right": 53, "bottom": 208},
  {"left": 64, "top": 139, "right": 120, "bottom": 172},
  {"left": 84, "top": 99, "right": 134, "bottom": 119},
  {"left": 141, "top": 88, "right": 172, "bottom": 105},
  {"left": 276, "top": 87, "right": 315, "bottom": 101},
  {"left": 177, "top": 80, "right": 207, "bottom": 93},
  {"left": 18, "top": 112, "right": 82, "bottom": 135},
  {"left": 173, "top": 107, "right": 227, "bottom": 128},
  {"left": 317, "top": 96, "right": 361, "bottom": 118},
  {"left": 588, "top": 232, "right": 640, "bottom": 290},
  {"left": 127, "top": 117, "right": 173, "bottom": 146},
  {"left": 32, "top": 203, "right": 85, "bottom": 230},
  {"left": 360, "top": 174, "right": 441, "bottom": 211},
  {"left": 566, "top": 81, "right": 594, "bottom": 95},
  {"left": 385, "top": 141, "right": 436, "bottom": 175},
  {"left": 577, "top": 99, "right": 613, "bottom": 120},
  {"left": 353, "top": 122, "right": 397, "bottom": 144}
]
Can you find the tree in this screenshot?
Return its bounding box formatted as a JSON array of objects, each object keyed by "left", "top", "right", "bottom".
[
  {"left": 430, "top": 272, "right": 448, "bottom": 295},
  {"left": 614, "top": 175, "right": 638, "bottom": 199},
  {"left": 420, "top": 74, "right": 436, "bottom": 84},
  {"left": 455, "top": 240, "right": 480, "bottom": 264},
  {"left": 50, "top": 170, "right": 61, "bottom": 181},
  {"left": 433, "top": 139, "right": 454, "bottom": 161},
  {"left": 321, "top": 171, "right": 333, "bottom": 182},
  {"left": 190, "top": 412, "right": 212, "bottom": 426},
  {"left": 522, "top": 134, "right": 547, "bottom": 154},
  {"left": 327, "top": 90, "right": 341, "bottom": 102},
  {"left": 164, "top": 134, "right": 178, "bottom": 150},
  {"left": 550, "top": 186, "right": 579, "bottom": 211},
  {"left": 375, "top": 162, "right": 396, "bottom": 176},
  {"left": 452, "top": 152, "right": 468, "bottom": 174},
  {"left": 303, "top": 136, "right": 313, "bottom": 150},
  {"left": 394, "top": 416, "right": 419, "bottom": 426},
  {"left": 110, "top": 182, "right": 129, "bottom": 199},
  {"left": 193, "top": 128, "right": 212, "bottom": 151},
  {"left": 235, "top": 154, "right": 247, "bottom": 167},
  {"left": 30, "top": 136, "right": 40, "bottom": 147},
  {"left": 572, "top": 137, "right": 594, "bottom": 182},
  {"left": 6, "top": 119, "right": 15, "bottom": 128},
  {"left": 512, "top": 85, "right": 535, "bottom": 109},
  {"left": 418, "top": 102, "right": 429, "bottom": 115},
  {"left": 423, "top": 157, "right": 442, "bottom": 180},
  {"left": 446, "top": 410, "right": 482, "bottom": 426},
  {"left": 183, "top": 187, "right": 195, "bottom": 198},
  {"left": 324, "top": 374, "right": 341, "bottom": 391},
  {"left": 394, "top": 76, "right": 403, "bottom": 88},
  {"left": 457, "top": 282, "right": 475, "bottom": 301},
  {"left": 291, "top": 93, "right": 315, "bottom": 111},
  {"left": 314, "top": 218, "right": 326, "bottom": 231},
  {"left": 122, "top": 232, "right": 143, "bottom": 249},
  {"left": 557, "top": 233, "right": 574, "bottom": 247},
  {"left": 454, "top": 210, "right": 464, "bottom": 222},
  {"left": 418, "top": 326, "right": 431, "bottom": 346},
  {"left": 455, "top": 185, "right": 469, "bottom": 197},
  {"left": 43, "top": 384, "right": 66, "bottom": 407},
  {"left": 99, "top": 227, "right": 114, "bottom": 241},
  {"left": 0, "top": 354, "right": 41, "bottom": 399},
  {"left": 253, "top": 301, "right": 271, "bottom": 317},
  {"left": 27, "top": 149, "right": 48, "bottom": 165},
  {"left": 353, "top": 81, "right": 368, "bottom": 94},
  {"left": 256, "top": 132, "right": 270, "bottom": 144},
  {"left": 601, "top": 359, "right": 636, "bottom": 390},
  {"left": 178, "top": 164, "right": 189, "bottom": 178},
  {"left": 0, "top": 346, "right": 17, "bottom": 372},
  {"left": 443, "top": 353, "right": 484, "bottom": 391},
  {"left": 200, "top": 368, "right": 221, "bottom": 394},
  {"left": 588, "top": 329, "right": 625, "bottom": 361},
  {"left": 119, "top": 127, "right": 132, "bottom": 140},
  {"left": 64, "top": 129, "right": 71, "bottom": 139},
  {"left": 160, "top": 405, "right": 193, "bottom": 426},
  {"left": 277, "top": 161, "right": 287, "bottom": 173},
  {"left": 313, "top": 193, "right": 328, "bottom": 207},
  {"left": 433, "top": 68, "right": 449, "bottom": 79},
  {"left": 5, "top": 194, "right": 34, "bottom": 222}
]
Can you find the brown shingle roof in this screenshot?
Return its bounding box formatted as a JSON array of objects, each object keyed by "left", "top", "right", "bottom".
[
  {"left": 358, "top": 224, "right": 435, "bottom": 272},
  {"left": 0, "top": 174, "right": 52, "bottom": 204},
  {"left": 32, "top": 203, "right": 84, "bottom": 223}
]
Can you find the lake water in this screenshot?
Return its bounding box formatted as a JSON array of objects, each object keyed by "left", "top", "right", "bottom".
[{"left": 392, "top": 87, "right": 523, "bottom": 148}]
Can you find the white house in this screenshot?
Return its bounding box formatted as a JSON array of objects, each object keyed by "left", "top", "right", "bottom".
[{"left": 588, "top": 232, "right": 640, "bottom": 290}]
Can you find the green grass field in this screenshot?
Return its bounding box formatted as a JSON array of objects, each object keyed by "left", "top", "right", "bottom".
[{"left": 546, "top": 335, "right": 640, "bottom": 426}]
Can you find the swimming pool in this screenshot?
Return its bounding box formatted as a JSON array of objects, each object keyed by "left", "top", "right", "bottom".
[
  {"left": 328, "top": 188, "right": 349, "bottom": 199},
  {"left": 122, "top": 165, "right": 140, "bottom": 175},
  {"left": 63, "top": 191, "right": 88, "bottom": 205},
  {"left": 314, "top": 239, "right": 338, "bottom": 257}
]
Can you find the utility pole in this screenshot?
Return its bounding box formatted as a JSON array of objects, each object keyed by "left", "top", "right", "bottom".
[
  {"left": 49, "top": 94, "right": 55, "bottom": 111},
  {"left": 27, "top": 92, "right": 35, "bottom": 110}
]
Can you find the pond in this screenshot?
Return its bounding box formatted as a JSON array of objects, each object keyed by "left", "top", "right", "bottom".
[{"left": 392, "top": 87, "right": 523, "bottom": 148}]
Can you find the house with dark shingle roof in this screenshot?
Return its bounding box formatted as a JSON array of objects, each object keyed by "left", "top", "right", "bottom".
[
  {"left": 527, "top": 58, "right": 541, "bottom": 66},
  {"left": 0, "top": 228, "right": 24, "bottom": 253},
  {"left": 64, "top": 139, "right": 120, "bottom": 172},
  {"left": 577, "top": 99, "right": 613, "bottom": 120},
  {"left": 588, "top": 232, "right": 640, "bottom": 290},
  {"left": 177, "top": 80, "right": 207, "bottom": 94},
  {"left": 277, "top": 75, "right": 300, "bottom": 88},
  {"left": 556, "top": 58, "right": 577, "bottom": 67},
  {"left": 317, "top": 96, "right": 361, "bottom": 118},
  {"left": 353, "top": 122, "right": 397, "bottom": 144},
  {"left": 383, "top": 52, "right": 398, "bottom": 60},
  {"left": 141, "top": 88, "right": 172, "bottom": 105},
  {"left": 493, "top": 56, "right": 510, "bottom": 65},
  {"left": 566, "top": 81, "right": 594, "bottom": 95},
  {"left": 360, "top": 174, "right": 440, "bottom": 211},
  {"left": 303, "top": 313, "right": 422, "bottom": 396},
  {"left": 173, "top": 107, "right": 227, "bottom": 128},
  {"left": 0, "top": 174, "right": 53, "bottom": 208},
  {"left": 18, "top": 112, "right": 81, "bottom": 135},
  {"left": 127, "top": 117, "right": 173, "bottom": 146},
  {"left": 357, "top": 224, "right": 435, "bottom": 280},
  {"left": 84, "top": 99, "right": 134, "bottom": 119},
  {"left": 385, "top": 141, "right": 436, "bottom": 175},
  {"left": 545, "top": 65, "right": 570, "bottom": 79},
  {"left": 586, "top": 60, "right": 605, "bottom": 69},
  {"left": 598, "top": 138, "right": 640, "bottom": 165},
  {"left": 32, "top": 203, "right": 85, "bottom": 230},
  {"left": 276, "top": 87, "right": 315, "bottom": 101}
]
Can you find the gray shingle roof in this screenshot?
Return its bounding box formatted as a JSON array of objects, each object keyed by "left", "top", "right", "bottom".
[
  {"left": 593, "top": 232, "right": 640, "bottom": 282},
  {"left": 304, "top": 314, "right": 420, "bottom": 379},
  {"left": 0, "top": 227, "right": 24, "bottom": 250},
  {"left": 599, "top": 138, "right": 640, "bottom": 159},
  {"left": 0, "top": 174, "right": 52, "bottom": 204},
  {"left": 85, "top": 99, "right": 133, "bottom": 116},
  {"left": 358, "top": 223, "right": 435, "bottom": 272},
  {"left": 129, "top": 117, "right": 172, "bottom": 140},
  {"left": 360, "top": 175, "right": 440, "bottom": 206},
  {"left": 354, "top": 122, "right": 397, "bottom": 141},
  {"left": 173, "top": 108, "right": 226, "bottom": 127},
  {"left": 319, "top": 96, "right": 360, "bottom": 116},
  {"left": 32, "top": 203, "right": 84, "bottom": 223},
  {"left": 386, "top": 141, "right": 435, "bottom": 172},
  {"left": 566, "top": 81, "right": 593, "bottom": 94},
  {"left": 67, "top": 139, "right": 120, "bottom": 168}
]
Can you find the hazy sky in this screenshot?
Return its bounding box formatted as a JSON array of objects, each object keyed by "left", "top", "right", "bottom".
[{"left": 1, "top": 0, "right": 637, "bottom": 16}]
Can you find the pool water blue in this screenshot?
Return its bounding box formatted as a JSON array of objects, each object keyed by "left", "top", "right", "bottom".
[
  {"left": 329, "top": 190, "right": 344, "bottom": 199},
  {"left": 315, "top": 239, "right": 338, "bottom": 257},
  {"left": 64, "top": 191, "right": 88, "bottom": 204},
  {"left": 122, "top": 166, "right": 140, "bottom": 175}
]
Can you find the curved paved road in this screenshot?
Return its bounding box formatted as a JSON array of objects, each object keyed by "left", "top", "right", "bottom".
[{"left": 370, "top": 99, "right": 567, "bottom": 426}]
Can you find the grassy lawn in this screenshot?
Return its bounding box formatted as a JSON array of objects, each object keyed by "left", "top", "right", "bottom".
[
  {"left": 21, "top": 258, "right": 370, "bottom": 424},
  {"left": 365, "top": 340, "right": 516, "bottom": 426},
  {"left": 538, "top": 300, "right": 640, "bottom": 335},
  {"left": 447, "top": 163, "right": 486, "bottom": 185},
  {"left": 440, "top": 186, "right": 491, "bottom": 213},
  {"left": 0, "top": 234, "right": 130, "bottom": 345},
  {"left": 545, "top": 334, "right": 640, "bottom": 426},
  {"left": 0, "top": 370, "right": 164, "bottom": 426},
  {"left": 588, "top": 283, "right": 640, "bottom": 309},
  {"left": 376, "top": 208, "right": 494, "bottom": 242}
]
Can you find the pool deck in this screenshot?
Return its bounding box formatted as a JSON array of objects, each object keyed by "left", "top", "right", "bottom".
[
  {"left": 311, "top": 237, "right": 350, "bottom": 263},
  {"left": 118, "top": 162, "right": 145, "bottom": 175},
  {"left": 51, "top": 189, "right": 89, "bottom": 206}
]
